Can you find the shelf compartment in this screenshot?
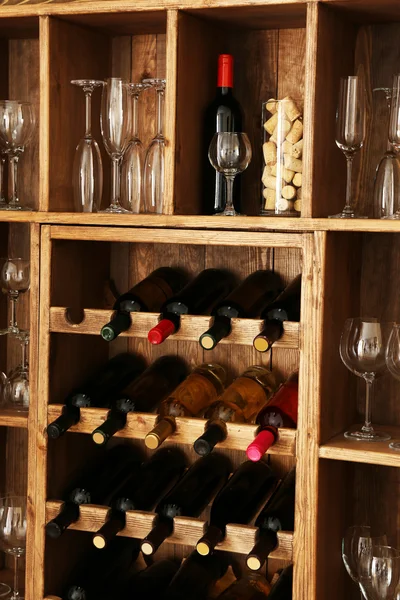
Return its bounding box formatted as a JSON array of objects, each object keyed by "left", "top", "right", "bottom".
[
  {"left": 49, "top": 308, "right": 300, "bottom": 349},
  {"left": 45, "top": 501, "right": 293, "bottom": 559},
  {"left": 0, "top": 410, "right": 28, "bottom": 429},
  {"left": 319, "top": 426, "right": 400, "bottom": 467},
  {"left": 46, "top": 406, "right": 296, "bottom": 456}
]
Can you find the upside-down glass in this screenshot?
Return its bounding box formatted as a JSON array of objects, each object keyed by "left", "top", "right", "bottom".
[
  {"left": 0, "top": 102, "right": 35, "bottom": 211},
  {"left": 0, "top": 496, "right": 27, "bottom": 600},
  {"left": 143, "top": 78, "right": 166, "bottom": 214},
  {"left": 329, "top": 76, "right": 366, "bottom": 218},
  {"left": 208, "top": 132, "right": 252, "bottom": 216},
  {"left": 340, "top": 317, "right": 390, "bottom": 442},
  {"left": 0, "top": 259, "right": 30, "bottom": 336},
  {"left": 121, "top": 83, "right": 147, "bottom": 213},
  {"left": 381, "top": 74, "right": 400, "bottom": 220},
  {"left": 4, "top": 332, "right": 29, "bottom": 412},
  {"left": 359, "top": 545, "right": 400, "bottom": 600},
  {"left": 100, "top": 78, "right": 131, "bottom": 213},
  {"left": 71, "top": 80, "right": 103, "bottom": 213}
]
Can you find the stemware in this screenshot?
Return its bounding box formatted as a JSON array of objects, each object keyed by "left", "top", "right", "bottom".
[
  {"left": 380, "top": 74, "right": 400, "bottom": 220},
  {"left": 208, "top": 132, "right": 252, "bottom": 217},
  {"left": 329, "top": 76, "right": 366, "bottom": 218},
  {"left": 0, "top": 496, "right": 27, "bottom": 600},
  {"left": 0, "top": 101, "right": 35, "bottom": 211},
  {"left": 121, "top": 83, "right": 147, "bottom": 213},
  {"left": 71, "top": 79, "right": 104, "bottom": 213},
  {"left": 100, "top": 78, "right": 131, "bottom": 214},
  {"left": 142, "top": 78, "right": 166, "bottom": 214},
  {"left": 0, "top": 153, "right": 6, "bottom": 209},
  {"left": 339, "top": 317, "right": 390, "bottom": 442},
  {"left": 0, "top": 259, "right": 30, "bottom": 337},
  {"left": 4, "top": 332, "right": 29, "bottom": 412},
  {"left": 385, "top": 324, "right": 400, "bottom": 450},
  {"left": 359, "top": 545, "right": 400, "bottom": 600}
]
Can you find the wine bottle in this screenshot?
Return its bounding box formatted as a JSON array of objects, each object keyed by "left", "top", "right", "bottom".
[
  {"left": 253, "top": 275, "right": 301, "bottom": 353},
  {"left": 100, "top": 267, "right": 187, "bottom": 342},
  {"left": 147, "top": 269, "right": 233, "bottom": 345},
  {"left": 246, "top": 468, "right": 296, "bottom": 571},
  {"left": 141, "top": 452, "right": 231, "bottom": 556},
  {"left": 267, "top": 564, "right": 293, "bottom": 600},
  {"left": 45, "top": 444, "right": 141, "bottom": 539},
  {"left": 47, "top": 353, "right": 145, "bottom": 440},
  {"left": 165, "top": 550, "right": 230, "bottom": 600},
  {"left": 199, "top": 271, "right": 282, "bottom": 350},
  {"left": 91, "top": 357, "right": 188, "bottom": 446},
  {"left": 215, "top": 573, "right": 271, "bottom": 600},
  {"left": 122, "top": 559, "right": 181, "bottom": 599},
  {"left": 193, "top": 366, "right": 278, "bottom": 456},
  {"left": 92, "top": 447, "right": 186, "bottom": 549},
  {"left": 246, "top": 372, "right": 298, "bottom": 462},
  {"left": 145, "top": 363, "right": 226, "bottom": 450},
  {"left": 61, "top": 537, "right": 140, "bottom": 600},
  {"left": 203, "top": 54, "right": 243, "bottom": 215},
  {"left": 196, "top": 460, "right": 277, "bottom": 556}
]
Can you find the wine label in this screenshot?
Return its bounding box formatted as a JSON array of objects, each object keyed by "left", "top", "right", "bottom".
[
  {"left": 167, "top": 373, "right": 220, "bottom": 416},
  {"left": 219, "top": 377, "right": 270, "bottom": 422}
]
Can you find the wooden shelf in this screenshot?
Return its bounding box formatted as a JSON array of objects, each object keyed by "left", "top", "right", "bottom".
[
  {"left": 46, "top": 406, "right": 297, "bottom": 456},
  {"left": 45, "top": 501, "right": 293, "bottom": 559},
  {"left": 319, "top": 426, "right": 400, "bottom": 467},
  {"left": 49, "top": 308, "right": 300, "bottom": 349},
  {"left": 0, "top": 410, "right": 28, "bottom": 429}
]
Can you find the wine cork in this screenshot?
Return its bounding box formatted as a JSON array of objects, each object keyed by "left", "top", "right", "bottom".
[
  {"left": 263, "top": 174, "right": 278, "bottom": 190},
  {"left": 263, "top": 187, "right": 276, "bottom": 210},
  {"left": 262, "top": 165, "right": 272, "bottom": 179},
  {"left": 292, "top": 138, "right": 303, "bottom": 158},
  {"left": 270, "top": 119, "right": 291, "bottom": 144},
  {"left": 266, "top": 98, "right": 277, "bottom": 114},
  {"left": 294, "top": 199, "right": 301, "bottom": 212},
  {"left": 264, "top": 112, "right": 278, "bottom": 134},
  {"left": 284, "top": 154, "right": 302, "bottom": 173},
  {"left": 282, "top": 140, "right": 294, "bottom": 156},
  {"left": 263, "top": 141, "right": 277, "bottom": 165},
  {"left": 270, "top": 163, "right": 295, "bottom": 183},
  {"left": 281, "top": 185, "right": 296, "bottom": 200},
  {"left": 286, "top": 118, "right": 303, "bottom": 144},
  {"left": 297, "top": 186, "right": 302, "bottom": 199},
  {"left": 282, "top": 96, "right": 301, "bottom": 122},
  {"left": 276, "top": 198, "right": 293, "bottom": 212},
  {"left": 293, "top": 172, "right": 302, "bottom": 187}
]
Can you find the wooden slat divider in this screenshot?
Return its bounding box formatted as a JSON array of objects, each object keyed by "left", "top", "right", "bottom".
[
  {"left": 0, "top": 410, "right": 28, "bottom": 429},
  {"left": 45, "top": 501, "right": 293, "bottom": 559},
  {"left": 49, "top": 308, "right": 300, "bottom": 349}
]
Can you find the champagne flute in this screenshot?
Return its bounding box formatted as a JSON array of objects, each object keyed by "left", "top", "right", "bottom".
[
  {"left": 143, "top": 78, "right": 166, "bottom": 214},
  {"left": 339, "top": 317, "right": 390, "bottom": 441},
  {"left": 208, "top": 132, "right": 252, "bottom": 216},
  {"left": 100, "top": 78, "right": 131, "bottom": 214},
  {"left": 71, "top": 79, "right": 103, "bottom": 213},
  {"left": 0, "top": 496, "right": 27, "bottom": 600},
  {"left": 329, "top": 76, "right": 366, "bottom": 218}
]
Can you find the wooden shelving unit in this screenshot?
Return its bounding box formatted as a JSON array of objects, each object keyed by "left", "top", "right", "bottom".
[{"left": 0, "top": 1, "right": 399, "bottom": 600}]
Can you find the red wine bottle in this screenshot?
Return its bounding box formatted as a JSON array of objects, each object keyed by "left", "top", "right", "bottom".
[
  {"left": 246, "top": 372, "right": 298, "bottom": 462},
  {"left": 199, "top": 271, "right": 282, "bottom": 350},
  {"left": 148, "top": 269, "right": 233, "bottom": 345},
  {"left": 246, "top": 468, "right": 296, "bottom": 571},
  {"left": 91, "top": 357, "right": 188, "bottom": 446},
  {"left": 203, "top": 54, "right": 243, "bottom": 215},
  {"left": 45, "top": 444, "right": 141, "bottom": 539},
  {"left": 267, "top": 564, "right": 293, "bottom": 599},
  {"left": 122, "top": 559, "right": 181, "bottom": 599},
  {"left": 196, "top": 461, "right": 277, "bottom": 556},
  {"left": 253, "top": 275, "right": 301, "bottom": 353},
  {"left": 165, "top": 550, "right": 230, "bottom": 600},
  {"left": 141, "top": 453, "right": 231, "bottom": 556},
  {"left": 47, "top": 353, "right": 145, "bottom": 440},
  {"left": 92, "top": 447, "right": 186, "bottom": 549},
  {"left": 61, "top": 537, "right": 140, "bottom": 600},
  {"left": 101, "top": 267, "right": 187, "bottom": 342}
]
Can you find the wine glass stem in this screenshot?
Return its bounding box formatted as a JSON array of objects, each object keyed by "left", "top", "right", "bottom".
[
  {"left": 225, "top": 175, "right": 235, "bottom": 213},
  {"left": 13, "top": 554, "right": 20, "bottom": 599},
  {"left": 344, "top": 155, "right": 354, "bottom": 213},
  {"left": 111, "top": 157, "right": 121, "bottom": 209},
  {"left": 156, "top": 90, "right": 164, "bottom": 137},
  {"left": 362, "top": 377, "right": 374, "bottom": 433},
  {"left": 84, "top": 91, "right": 92, "bottom": 138},
  {"left": 132, "top": 94, "right": 139, "bottom": 140},
  {"left": 21, "top": 339, "right": 28, "bottom": 370},
  {"left": 10, "top": 155, "right": 20, "bottom": 206},
  {"left": 9, "top": 292, "right": 18, "bottom": 332}
]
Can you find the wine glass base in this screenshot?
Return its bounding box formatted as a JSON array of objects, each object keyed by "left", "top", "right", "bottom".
[
  {"left": 328, "top": 212, "right": 368, "bottom": 219},
  {"left": 216, "top": 210, "right": 242, "bottom": 217},
  {"left": 0, "top": 584, "right": 11, "bottom": 598},
  {"left": 389, "top": 442, "right": 400, "bottom": 451},
  {"left": 382, "top": 213, "right": 400, "bottom": 220},
  {"left": 344, "top": 429, "right": 391, "bottom": 442},
  {"left": 100, "top": 206, "right": 132, "bottom": 214},
  {"left": 4, "top": 204, "right": 31, "bottom": 212}
]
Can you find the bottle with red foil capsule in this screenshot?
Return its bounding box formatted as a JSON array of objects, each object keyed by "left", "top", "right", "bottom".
[
  {"left": 246, "top": 371, "right": 299, "bottom": 462},
  {"left": 203, "top": 54, "right": 243, "bottom": 215},
  {"left": 147, "top": 268, "right": 233, "bottom": 345}
]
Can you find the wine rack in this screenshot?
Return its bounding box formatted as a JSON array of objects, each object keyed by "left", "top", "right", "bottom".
[{"left": 0, "top": 2, "right": 399, "bottom": 600}]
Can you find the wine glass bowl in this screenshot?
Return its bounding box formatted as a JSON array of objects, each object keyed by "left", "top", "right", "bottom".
[
  {"left": 143, "top": 78, "right": 166, "bottom": 214},
  {"left": 4, "top": 332, "right": 29, "bottom": 412},
  {"left": 359, "top": 545, "right": 400, "bottom": 600}
]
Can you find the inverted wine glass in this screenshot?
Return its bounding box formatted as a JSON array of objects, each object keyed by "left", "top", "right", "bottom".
[
  {"left": 0, "top": 101, "right": 35, "bottom": 211},
  {"left": 340, "top": 317, "right": 390, "bottom": 441},
  {"left": 0, "top": 496, "right": 27, "bottom": 600},
  {"left": 380, "top": 74, "right": 400, "bottom": 220},
  {"left": 0, "top": 259, "right": 30, "bottom": 336},
  {"left": 208, "top": 132, "right": 252, "bottom": 216},
  {"left": 4, "top": 332, "right": 29, "bottom": 412},
  {"left": 359, "top": 545, "right": 400, "bottom": 600},
  {"left": 143, "top": 78, "right": 166, "bottom": 214},
  {"left": 71, "top": 79, "right": 103, "bottom": 213},
  {"left": 121, "top": 83, "right": 148, "bottom": 213},
  {"left": 100, "top": 78, "right": 131, "bottom": 213},
  {"left": 329, "top": 76, "right": 366, "bottom": 218}
]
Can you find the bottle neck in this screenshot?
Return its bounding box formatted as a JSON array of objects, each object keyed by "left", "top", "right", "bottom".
[{"left": 216, "top": 86, "right": 233, "bottom": 97}]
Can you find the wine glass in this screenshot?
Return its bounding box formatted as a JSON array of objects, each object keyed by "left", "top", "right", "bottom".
[
  {"left": 100, "top": 78, "right": 131, "bottom": 213},
  {"left": 359, "top": 545, "right": 400, "bottom": 600},
  {"left": 380, "top": 74, "right": 400, "bottom": 220},
  {"left": 342, "top": 526, "right": 388, "bottom": 600},
  {"left": 0, "top": 496, "right": 27, "bottom": 600},
  {"left": 329, "top": 76, "right": 366, "bottom": 218},
  {"left": 384, "top": 324, "right": 400, "bottom": 450},
  {"left": 143, "top": 78, "right": 166, "bottom": 214},
  {"left": 208, "top": 132, "right": 252, "bottom": 216},
  {"left": 0, "top": 101, "right": 35, "bottom": 211},
  {"left": 71, "top": 80, "right": 103, "bottom": 213},
  {"left": 4, "top": 332, "right": 29, "bottom": 412},
  {"left": 339, "top": 317, "right": 390, "bottom": 441},
  {"left": 121, "top": 83, "right": 147, "bottom": 213},
  {"left": 0, "top": 259, "right": 29, "bottom": 337}
]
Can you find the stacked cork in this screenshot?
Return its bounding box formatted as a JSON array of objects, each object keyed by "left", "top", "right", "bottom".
[{"left": 262, "top": 96, "right": 303, "bottom": 215}]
